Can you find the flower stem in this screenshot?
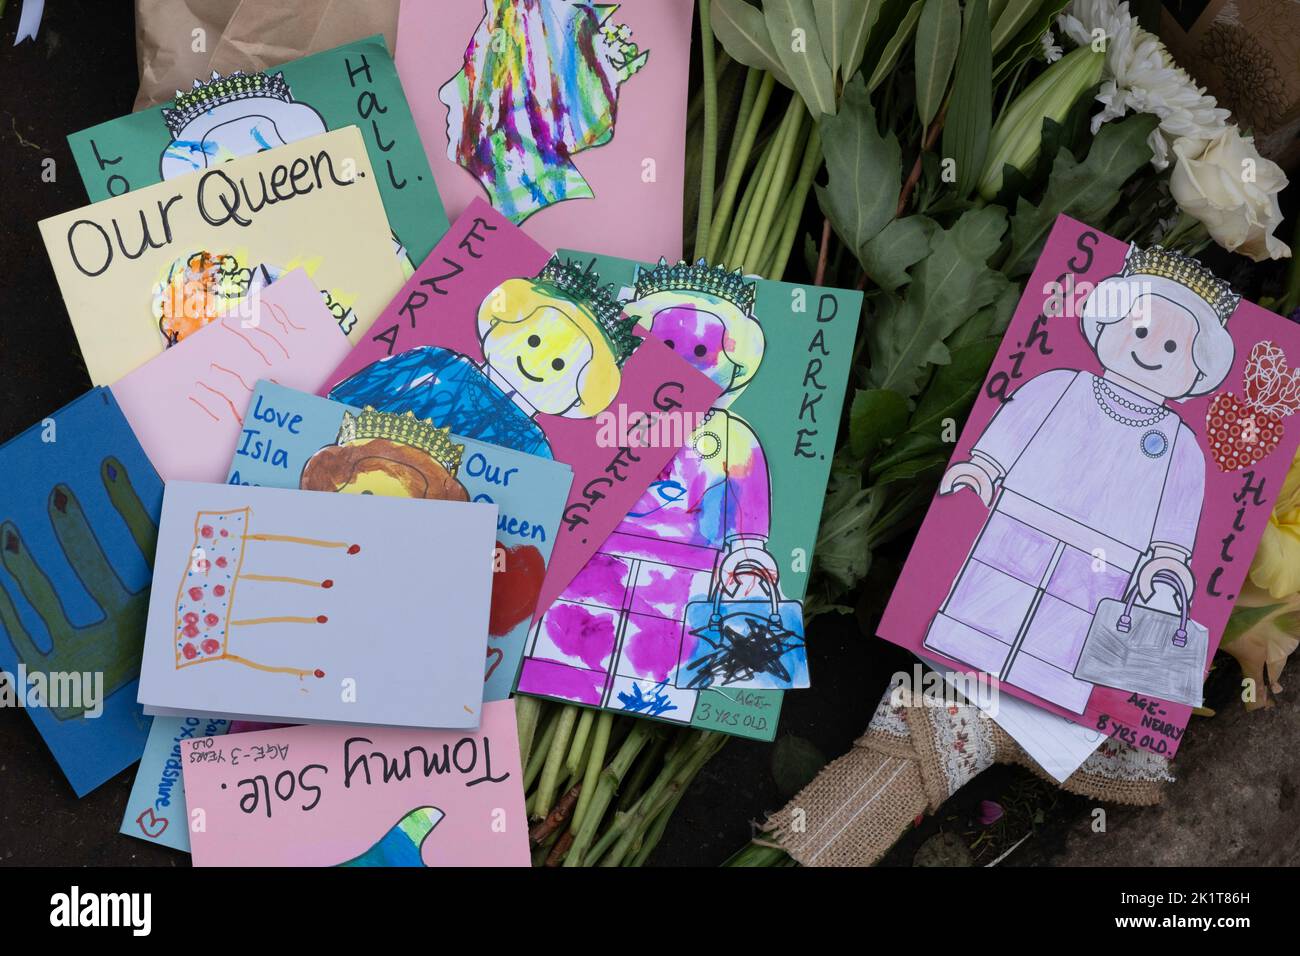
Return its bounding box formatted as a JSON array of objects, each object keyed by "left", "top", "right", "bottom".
[
  {"left": 707, "top": 71, "right": 777, "bottom": 262},
  {"left": 570, "top": 711, "right": 613, "bottom": 834},
  {"left": 742, "top": 97, "right": 807, "bottom": 273},
  {"left": 533, "top": 704, "right": 578, "bottom": 817},
  {"left": 768, "top": 124, "right": 823, "bottom": 280},
  {"left": 724, "top": 131, "right": 779, "bottom": 265},
  {"left": 522, "top": 707, "right": 558, "bottom": 790},
  {"left": 564, "top": 722, "right": 653, "bottom": 866},
  {"left": 514, "top": 694, "right": 544, "bottom": 768},
  {"left": 694, "top": 0, "right": 719, "bottom": 259},
  {"left": 564, "top": 708, "right": 595, "bottom": 778}
]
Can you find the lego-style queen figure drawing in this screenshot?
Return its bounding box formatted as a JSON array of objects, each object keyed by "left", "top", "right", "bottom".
[
  {"left": 439, "top": 0, "right": 649, "bottom": 223},
  {"left": 517, "top": 260, "right": 784, "bottom": 717},
  {"left": 159, "top": 71, "right": 328, "bottom": 178},
  {"left": 328, "top": 257, "right": 634, "bottom": 458},
  {"left": 925, "top": 247, "right": 1239, "bottom": 713}
]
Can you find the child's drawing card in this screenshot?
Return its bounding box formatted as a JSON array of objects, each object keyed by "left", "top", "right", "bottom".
[
  {"left": 226, "top": 380, "right": 574, "bottom": 701},
  {"left": 69, "top": 35, "right": 448, "bottom": 268},
  {"left": 40, "top": 127, "right": 404, "bottom": 385},
  {"left": 320, "top": 200, "right": 723, "bottom": 628},
  {"left": 181, "top": 699, "right": 528, "bottom": 867},
  {"left": 137, "top": 480, "right": 498, "bottom": 729},
  {"left": 396, "top": 0, "right": 693, "bottom": 263},
  {"left": 879, "top": 216, "right": 1300, "bottom": 757},
  {"left": 516, "top": 253, "right": 861, "bottom": 739},
  {"left": 111, "top": 270, "right": 351, "bottom": 483},
  {"left": 120, "top": 714, "right": 231, "bottom": 851},
  {"left": 0, "top": 388, "right": 164, "bottom": 796}
]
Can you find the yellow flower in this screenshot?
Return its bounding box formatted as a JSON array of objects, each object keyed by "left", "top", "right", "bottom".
[{"left": 1248, "top": 447, "right": 1300, "bottom": 598}]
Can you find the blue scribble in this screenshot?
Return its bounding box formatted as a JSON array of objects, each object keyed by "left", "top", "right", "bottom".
[
  {"left": 617, "top": 679, "right": 677, "bottom": 717},
  {"left": 626, "top": 480, "right": 687, "bottom": 518},
  {"left": 250, "top": 124, "right": 274, "bottom": 151}
]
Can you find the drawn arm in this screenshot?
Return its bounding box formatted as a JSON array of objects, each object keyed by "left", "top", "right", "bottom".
[{"left": 1139, "top": 426, "right": 1204, "bottom": 600}]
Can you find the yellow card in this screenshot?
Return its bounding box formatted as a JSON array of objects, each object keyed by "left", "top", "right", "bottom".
[{"left": 40, "top": 126, "right": 402, "bottom": 385}]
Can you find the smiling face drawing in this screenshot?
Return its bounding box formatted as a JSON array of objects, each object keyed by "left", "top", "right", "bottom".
[
  {"left": 1095, "top": 295, "right": 1203, "bottom": 398},
  {"left": 477, "top": 272, "right": 629, "bottom": 419}
]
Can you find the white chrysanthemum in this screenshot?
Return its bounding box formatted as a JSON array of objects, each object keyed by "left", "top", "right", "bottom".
[
  {"left": 1059, "top": 0, "right": 1230, "bottom": 169},
  {"left": 1040, "top": 30, "right": 1063, "bottom": 63}
]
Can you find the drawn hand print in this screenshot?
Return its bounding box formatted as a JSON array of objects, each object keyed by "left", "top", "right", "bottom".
[{"left": 0, "top": 457, "right": 156, "bottom": 720}]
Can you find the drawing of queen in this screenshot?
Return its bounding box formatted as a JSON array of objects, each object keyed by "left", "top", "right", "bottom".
[
  {"left": 328, "top": 257, "right": 634, "bottom": 458},
  {"left": 925, "top": 247, "right": 1239, "bottom": 713},
  {"left": 517, "top": 261, "right": 784, "bottom": 717},
  {"left": 439, "top": 0, "right": 649, "bottom": 223}
]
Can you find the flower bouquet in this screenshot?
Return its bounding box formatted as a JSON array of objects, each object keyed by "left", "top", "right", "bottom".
[{"left": 519, "top": 0, "right": 1295, "bottom": 866}]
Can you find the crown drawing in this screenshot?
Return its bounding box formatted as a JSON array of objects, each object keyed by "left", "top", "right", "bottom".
[
  {"left": 634, "top": 258, "right": 757, "bottom": 316},
  {"left": 1121, "top": 245, "right": 1240, "bottom": 327},
  {"left": 596, "top": 13, "right": 649, "bottom": 81},
  {"left": 336, "top": 408, "right": 465, "bottom": 475},
  {"left": 162, "top": 70, "right": 293, "bottom": 138},
  {"left": 535, "top": 256, "right": 639, "bottom": 367}
]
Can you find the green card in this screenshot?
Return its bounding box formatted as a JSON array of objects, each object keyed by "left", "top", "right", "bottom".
[
  {"left": 68, "top": 35, "right": 447, "bottom": 268},
  {"left": 513, "top": 253, "right": 862, "bottom": 741}
]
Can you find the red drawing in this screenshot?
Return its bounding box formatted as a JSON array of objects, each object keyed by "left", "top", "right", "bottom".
[{"left": 1207, "top": 342, "right": 1300, "bottom": 471}]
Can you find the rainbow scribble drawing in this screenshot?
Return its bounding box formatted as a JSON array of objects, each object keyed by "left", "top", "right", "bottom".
[
  {"left": 330, "top": 257, "right": 636, "bottom": 459},
  {"left": 439, "top": 0, "right": 649, "bottom": 223},
  {"left": 172, "top": 507, "right": 360, "bottom": 679},
  {"left": 337, "top": 806, "right": 444, "bottom": 867}
]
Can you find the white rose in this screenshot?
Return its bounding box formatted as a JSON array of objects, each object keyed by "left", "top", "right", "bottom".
[{"left": 1169, "top": 129, "right": 1291, "bottom": 261}]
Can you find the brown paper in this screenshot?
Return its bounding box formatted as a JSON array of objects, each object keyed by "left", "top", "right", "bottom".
[{"left": 133, "top": 0, "right": 398, "bottom": 112}]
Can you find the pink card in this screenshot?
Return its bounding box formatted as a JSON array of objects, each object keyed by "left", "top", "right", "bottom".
[
  {"left": 320, "top": 200, "right": 722, "bottom": 617},
  {"left": 182, "top": 699, "right": 528, "bottom": 866},
  {"left": 395, "top": 0, "right": 693, "bottom": 263},
  {"left": 111, "top": 270, "right": 351, "bottom": 482},
  {"left": 879, "top": 216, "right": 1300, "bottom": 757}
]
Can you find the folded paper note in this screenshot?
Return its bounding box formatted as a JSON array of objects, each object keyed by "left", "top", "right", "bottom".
[
  {"left": 517, "top": 253, "right": 861, "bottom": 738},
  {"left": 0, "top": 388, "right": 164, "bottom": 796},
  {"left": 879, "top": 216, "right": 1300, "bottom": 757},
  {"left": 40, "top": 126, "right": 404, "bottom": 385},
  {"left": 137, "top": 480, "right": 497, "bottom": 728},
  {"left": 227, "top": 380, "right": 573, "bottom": 700},
  {"left": 321, "top": 200, "right": 722, "bottom": 627},
  {"left": 112, "top": 270, "right": 350, "bottom": 483},
  {"left": 182, "top": 699, "right": 528, "bottom": 866},
  {"left": 70, "top": 35, "right": 447, "bottom": 269},
  {"left": 120, "top": 714, "right": 232, "bottom": 851},
  {"left": 396, "top": 0, "right": 693, "bottom": 262}
]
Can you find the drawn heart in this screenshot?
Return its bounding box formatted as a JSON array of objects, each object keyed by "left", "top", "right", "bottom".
[
  {"left": 489, "top": 542, "right": 546, "bottom": 636},
  {"left": 136, "top": 807, "right": 169, "bottom": 839},
  {"left": 1206, "top": 391, "right": 1284, "bottom": 472},
  {"left": 485, "top": 646, "right": 505, "bottom": 681}
]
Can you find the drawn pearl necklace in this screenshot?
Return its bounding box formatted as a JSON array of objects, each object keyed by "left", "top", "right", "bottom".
[{"left": 1092, "top": 377, "right": 1168, "bottom": 428}]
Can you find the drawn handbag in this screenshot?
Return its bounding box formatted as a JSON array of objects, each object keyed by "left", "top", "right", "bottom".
[
  {"left": 676, "top": 562, "right": 807, "bottom": 691},
  {"left": 1073, "top": 570, "right": 1209, "bottom": 708}
]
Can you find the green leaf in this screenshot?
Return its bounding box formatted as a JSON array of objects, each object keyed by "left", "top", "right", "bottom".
[
  {"left": 867, "top": 0, "right": 924, "bottom": 93},
  {"left": 865, "top": 205, "right": 1008, "bottom": 397},
  {"left": 993, "top": 0, "right": 1071, "bottom": 80},
  {"left": 814, "top": 0, "right": 848, "bottom": 79},
  {"left": 990, "top": 0, "right": 1041, "bottom": 52},
  {"left": 858, "top": 215, "right": 937, "bottom": 292},
  {"left": 947, "top": 273, "right": 1017, "bottom": 346},
  {"left": 909, "top": 337, "right": 1000, "bottom": 436},
  {"left": 842, "top": 0, "right": 885, "bottom": 82},
  {"left": 873, "top": 452, "right": 947, "bottom": 488},
  {"left": 914, "top": 0, "right": 961, "bottom": 126},
  {"left": 941, "top": 0, "right": 993, "bottom": 197},
  {"left": 868, "top": 427, "right": 945, "bottom": 478},
  {"left": 815, "top": 74, "right": 902, "bottom": 254},
  {"left": 1223, "top": 601, "right": 1286, "bottom": 645},
  {"left": 1004, "top": 112, "right": 1158, "bottom": 276},
  {"left": 815, "top": 482, "right": 882, "bottom": 589},
  {"left": 711, "top": 0, "right": 793, "bottom": 87},
  {"left": 771, "top": 735, "right": 827, "bottom": 799},
  {"left": 849, "top": 388, "right": 911, "bottom": 459},
  {"left": 765, "top": 0, "right": 837, "bottom": 116}
]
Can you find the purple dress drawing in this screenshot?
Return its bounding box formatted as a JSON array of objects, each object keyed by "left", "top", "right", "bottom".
[
  {"left": 518, "top": 261, "right": 784, "bottom": 719},
  {"left": 925, "top": 246, "right": 1239, "bottom": 713}
]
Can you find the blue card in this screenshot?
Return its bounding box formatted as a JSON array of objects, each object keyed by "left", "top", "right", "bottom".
[
  {"left": 227, "top": 381, "right": 573, "bottom": 699},
  {"left": 0, "top": 388, "right": 163, "bottom": 796},
  {"left": 119, "top": 714, "right": 231, "bottom": 850}
]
